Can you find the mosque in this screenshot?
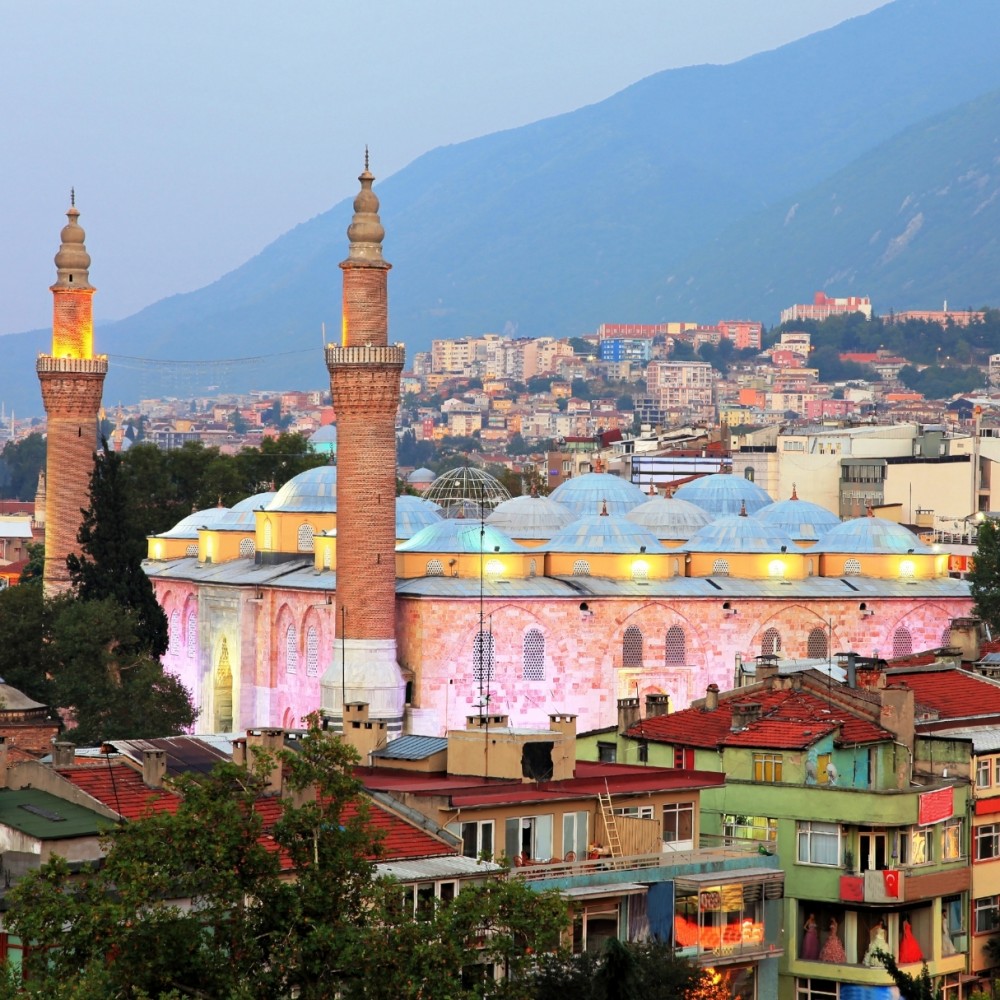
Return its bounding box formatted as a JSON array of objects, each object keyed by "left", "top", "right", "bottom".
[{"left": 43, "top": 168, "right": 967, "bottom": 739}]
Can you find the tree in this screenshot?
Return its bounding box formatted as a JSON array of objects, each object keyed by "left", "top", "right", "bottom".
[
  {"left": 873, "top": 950, "right": 942, "bottom": 1000},
  {"left": 18, "top": 540, "right": 44, "bottom": 585},
  {"left": 970, "top": 519, "right": 1000, "bottom": 633},
  {"left": 67, "top": 441, "right": 169, "bottom": 658},
  {"left": 0, "top": 583, "right": 51, "bottom": 705},
  {"left": 2, "top": 717, "right": 567, "bottom": 999},
  {"left": 0, "top": 432, "right": 45, "bottom": 501}
]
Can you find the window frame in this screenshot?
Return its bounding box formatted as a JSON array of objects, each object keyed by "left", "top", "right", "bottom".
[
  {"left": 974, "top": 894, "right": 1000, "bottom": 934},
  {"left": 662, "top": 802, "right": 694, "bottom": 845},
  {"left": 796, "top": 820, "right": 842, "bottom": 867},
  {"left": 753, "top": 752, "right": 783, "bottom": 783}
]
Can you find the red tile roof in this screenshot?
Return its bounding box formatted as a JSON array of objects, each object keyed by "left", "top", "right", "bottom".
[
  {"left": 60, "top": 760, "right": 453, "bottom": 864},
  {"left": 627, "top": 687, "right": 892, "bottom": 751},
  {"left": 357, "top": 760, "right": 723, "bottom": 809},
  {"left": 887, "top": 666, "right": 1000, "bottom": 721}
]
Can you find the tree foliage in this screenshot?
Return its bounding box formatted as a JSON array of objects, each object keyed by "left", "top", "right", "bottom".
[
  {"left": 67, "top": 442, "right": 169, "bottom": 659},
  {"left": 0, "top": 433, "right": 45, "bottom": 502},
  {"left": 1, "top": 718, "right": 568, "bottom": 999},
  {"left": 971, "top": 519, "right": 1000, "bottom": 634}
]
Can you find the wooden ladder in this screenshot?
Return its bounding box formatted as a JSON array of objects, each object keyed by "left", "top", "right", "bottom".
[{"left": 598, "top": 790, "right": 624, "bottom": 863}]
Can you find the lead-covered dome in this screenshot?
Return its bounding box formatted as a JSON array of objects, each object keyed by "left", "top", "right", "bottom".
[
  {"left": 215, "top": 492, "right": 276, "bottom": 530},
  {"left": 548, "top": 472, "right": 647, "bottom": 517},
  {"left": 265, "top": 466, "right": 337, "bottom": 513},
  {"left": 812, "top": 515, "right": 931, "bottom": 555},
  {"left": 625, "top": 496, "right": 711, "bottom": 541},
  {"left": 544, "top": 512, "right": 667, "bottom": 554},
  {"left": 684, "top": 512, "right": 796, "bottom": 554},
  {"left": 397, "top": 519, "right": 524, "bottom": 554},
  {"left": 158, "top": 506, "right": 230, "bottom": 539},
  {"left": 755, "top": 492, "right": 841, "bottom": 542},
  {"left": 673, "top": 473, "right": 773, "bottom": 517},
  {"left": 487, "top": 494, "right": 575, "bottom": 540},
  {"left": 396, "top": 495, "right": 443, "bottom": 539}
]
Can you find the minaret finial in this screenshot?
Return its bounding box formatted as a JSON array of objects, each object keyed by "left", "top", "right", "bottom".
[
  {"left": 791, "top": 482, "right": 798, "bottom": 500},
  {"left": 70, "top": 187, "right": 75, "bottom": 207},
  {"left": 364, "top": 146, "right": 369, "bottom": 172},
  {"left": 739, "top": 499, "right": 748, "bottom": 517},
  {"left": 600, "top": 499, "right": 609, "bottom": 517}
]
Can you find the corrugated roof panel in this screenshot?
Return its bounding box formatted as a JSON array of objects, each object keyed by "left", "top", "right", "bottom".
[{"left": 372, "top": 735, "right": 448, "bottom": 761}]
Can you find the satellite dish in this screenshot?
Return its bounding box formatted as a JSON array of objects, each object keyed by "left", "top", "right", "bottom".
[{"left": 826, "top": 762, "right": 839, "bottom": 786}]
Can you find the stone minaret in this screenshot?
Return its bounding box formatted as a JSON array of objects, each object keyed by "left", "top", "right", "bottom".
[
  {"left": 36, "top": 196, "right": 107, "bottom": 595},
  {"left": 323, "top": 158, "right": 406, "bottom": 733}
]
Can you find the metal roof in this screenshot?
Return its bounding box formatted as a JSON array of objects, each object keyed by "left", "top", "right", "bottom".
[
  {"left": 372, "top": 735, "right": 448, "bottom": 761},
  {"left": 395, "top": 495, "right": 443, "bottom": 540},
  {"left": 683, "top": 514, "right": 796, "bottom": 554},
  {"left": 673, "top": 473, "right": 774, "bottom": 517},
  {"left": 157, "top": 507, "right": 229, "bottom": 539},
  {"left": 487, "top": 495, "right": 575, "bottom": 539},
  {"left": 549, "top": 473, "right": 648, "bottom": 517},
  {"left": 755, "top": 497, "right": 841, "bottom": 542},
  {"left": 105, "top": 736, "right": 230, "bottom": 777},
  {"left": 931, "top": 727, "right": 1000, "bottom": 752},
  {"left": 0, "top": 788, "right": 109, "bottom": 840},
  {"left": 625, "top": 497, "right": 710, "bottom": 540},
  {"left": 376, "top": 855, "right": 504, "bottom": 881},
  {"left": 266, "top": 466, "right": 338, "bottom": 513},
  {"left": 812, "top": 516, "right": 931, "bottom": 555},
  {"left": 397, "top": 520, "right": 524, "bottom": 554},
  {"left": 542, "top": 513, "right": 668, "bottom": 554}
]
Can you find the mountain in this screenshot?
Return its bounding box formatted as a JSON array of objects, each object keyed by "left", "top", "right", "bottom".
[
  {"left": 6, "top": 0, "right": 1000, "bottom": 414},
  {"left": 652, "top": 86, "right": 1000, "bottom": 319}
]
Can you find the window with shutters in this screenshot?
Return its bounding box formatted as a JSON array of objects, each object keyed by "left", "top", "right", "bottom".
[
  {"left": 665, "top": 626, "right": 686, "bottom": 666},
  {"left": 306, "top": 626, "right": 319, "bottom": 677},
  {"left": 807, "top": 628, "right": 828, "bottom": 659},
  {"left": 297, "top": 523, "right": 315, "bottom": 552},
  {"left": 523, "top": 629, "right": 544, "bottom": 681},
  {"left": 893, "top": 627, "right": 913, "bottom": 659},
  {"left": 622, "top": 625, "right": 643, "bottom": 668},
  {"left": 473, "top": 631, "right": 494, "bottom": 687},
  {"left": 762, "top": 627, "right": 781, "bottom": 656}
]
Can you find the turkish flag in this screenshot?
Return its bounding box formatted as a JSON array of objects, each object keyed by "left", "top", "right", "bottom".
[{"left": 883, "top": 870, "right": 900, "bottom": 898}]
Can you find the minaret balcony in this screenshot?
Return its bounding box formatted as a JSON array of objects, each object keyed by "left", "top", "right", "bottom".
[
  {"left": 325, "top": 345, "right": 405, "bottom": 368},
  {"left": 36, "top": 355, "right": 109, "bottom": 375}
]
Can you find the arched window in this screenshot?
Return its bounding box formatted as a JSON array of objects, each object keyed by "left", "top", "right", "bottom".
[
  {"left": 712, "top": 559, "right": 730, "bottom": 576},
  {"left": 297, "top": 523, "right": 315, "bottom": 552},
  {"left": 523, "top": 629, "right": 545, "bottom": 681},
  {"left": 899, "top": 560, "right": 916, "bottom": 580},
  {"left": 665, "top": 626, "right": 686, "bottom": 666},
  {"left": 323, "top": 545, "right": 332, "bottom": 569},
  {"left": 807, "top": 628, "right": 828, "bottom": 660},
  {"left": 844, "top": 558, "right": 861, "bottom": 577},
  {"left": 572, "top": 559, "right": 591, "bottom": 576},
  {"left": 169, "top": 610, "right": 180, "bottom": 652},
  {"left": 762, "top": 628, "right": 781, "bottom": 656},
  {"left": 286, "top": 624, "right": 298, "bottom": 674},
  {"left": 263, "top": 519, "right": 273, "bottom": 550},
  {"left": 941, "top": 626, "right": 952, "bottom": 648},
  {"left": 186, "top": 610, "right": 198, "bottom": 658},
  {"left": 807, "top": 558, "right": 814, "bottom": 577},
  {"left": 186, "top": 544, "right": 198, "bottom": 557},
  {"left": 306, "top": 626, "right": 319, "bottom": 677},
  {"left": 623, "top": 626, "right": 643, "bottom": 668},
  {"left": 528, "top": 558, "right": 537, "bottom": 578},
  {"left": 745, "top": 467, "right": 755, "bottom": 482},
  {"left": 632, "top": 561, "right": 649, "bottom": 582},
  {"left": 893, "top": 627, "right": 913, "bottom": 659},
  {"left": 473, "top": 631, "right": 494, "bottom": 687},
  {"left": 426, "top": 559, "right": 444, "bottom": 577},
  {"left": 239, "top": 537, "right": 256, "bottom": 558}
]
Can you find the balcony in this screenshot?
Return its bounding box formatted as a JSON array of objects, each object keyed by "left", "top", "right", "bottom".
[{"left": 839, "top": 865, "right": 969, "bottom": 904}]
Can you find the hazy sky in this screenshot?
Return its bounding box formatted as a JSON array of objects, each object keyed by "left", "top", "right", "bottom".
[{"left": 2, "top": 1, "right": 889, "bottom": 338}]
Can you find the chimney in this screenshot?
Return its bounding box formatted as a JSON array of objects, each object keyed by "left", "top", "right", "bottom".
[
  {"left": 617, "top": 697, "right": 640, "bottom": 732},
  {"left": 705, "top": 684, "right": 720, "bottom": 711},
  {"left": 342, "top": 702, "right": 387, "bottom": 762},
  {"left": 879, "top": 684, "right": 914, "bottom": 755},
  {"left": 466, "top": 713, "right": 508, "bottom": 729},
  {"left": 52, "top": 741, "right": 75, "bottom": 768},
  {"left": 730, "top": 701, "right": 761, "bottom": 732},
  {"left": 549, "top": 713, "right": 577, "bottom": 741},
  {"left": 756, "top": 655, "right": 780, "bottom": 684},
  {"left": 246, "top": 728, "right": 284, "bottom": 794},
  {"left": 645, "top": 693, "right": 670, "bottom": 719},
  {"left": 142, "top": 749, "right": 167, "bottom": 789},
  {"left": 949, "top": 617, "right": 983, "bottom": 664},
  {"left": 232, "top": 737, "right": 247, "bottom": 767}
]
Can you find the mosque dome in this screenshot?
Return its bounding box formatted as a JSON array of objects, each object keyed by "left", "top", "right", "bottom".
[
  {"left": 423, "top": 467, "right": 511, "bottom": 518},
  {"left": 214, "top": 492, "right": 276, "bottom": 530},
  {"left": 684, "top": 511, "right": 796, "bottom": 554},
  {"left": 754, "top": 489, "right": 841, "bottom": 542},
  {"left": 231, "top": 492, "right": 276, "bottom": 512},
  {"left": 158, "top": 507, "right": 230, "bottom": 540},
  {"left": 406, "top": 467, "right": 436, "bottom": 485},
  {"left": 625, "top": 496, "right": 711, "bottom": 541},
  {"left": 486, "top": 494, "right": 575, "bottom": 540},
  {"left": 812, "top": 515, "right": 932, "bottom": 555},
  {"left": 544, "top": 511, "right": 667, "bottom": 554},
  {"left": 265, "top": 466, "right": 338, "bottom": 513},
  {"left": 397, "top": 519, "right": 524, "bottom": 554},
  {"left": 548, "top": 472, "right": 647, "bottom": 517},
  {"left": 396, "top": 495, "right": 443, "bottom": 539},
  {"left": 673, "top": 473, "right": 773, "bottom": 517}
]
